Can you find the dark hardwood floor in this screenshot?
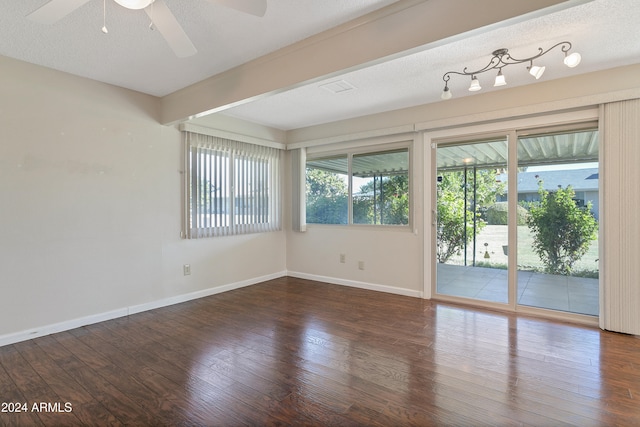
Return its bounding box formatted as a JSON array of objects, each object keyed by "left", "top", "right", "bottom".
[{"left": 1, "top": 276, "right": 639, "bottom": 426}]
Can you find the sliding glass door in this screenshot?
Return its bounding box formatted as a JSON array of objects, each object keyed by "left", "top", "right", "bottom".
[
  {"left": 516, "top": 129, "right": 599, "bottom": 315},
  {"left": 435, "top": 138, "right": 509, "bottom": 303},
  {"left": 434, "top": 125, "right": 599, "bottom": 317}
]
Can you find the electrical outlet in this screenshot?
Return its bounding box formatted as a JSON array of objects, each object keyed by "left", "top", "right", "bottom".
[
  {"left": 340, "top": 254, "right": 346, "bottom": 263},
  {"left": 358, "top": 261, "right": 365, "bottom": 270},
  {"left": 183, "top": 264, "right": 191, "bottom": 276}
]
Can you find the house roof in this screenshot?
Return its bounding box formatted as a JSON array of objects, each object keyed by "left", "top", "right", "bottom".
[{"left": 500, "top": 167, "right": 599, "bottom": 192}]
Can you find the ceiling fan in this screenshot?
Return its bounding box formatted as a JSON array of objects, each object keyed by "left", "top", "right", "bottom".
[{"left": 27, "top": 0, "right": 268, "bottom": 58}]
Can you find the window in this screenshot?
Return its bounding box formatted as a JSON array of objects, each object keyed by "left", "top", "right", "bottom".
[
  {"left": 306, "top": 155, "right": 348, "bottom": 224},
  {"left": 306, "top": 146, "right": 410, "bottom": 226},
  {"left": 184, "top": 132, "right": 281, "bottom": 238}
]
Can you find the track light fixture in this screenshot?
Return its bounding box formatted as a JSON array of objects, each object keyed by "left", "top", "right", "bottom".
[{"left": 441, "top": 41, "right": 581, "bottom": 100}]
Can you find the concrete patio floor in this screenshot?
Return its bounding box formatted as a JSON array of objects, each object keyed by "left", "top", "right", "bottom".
[{"left": 436, "top": 263, "right": 599, "bottom": 316}]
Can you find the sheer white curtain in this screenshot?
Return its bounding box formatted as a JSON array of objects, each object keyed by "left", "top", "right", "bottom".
[
  {"left": 600, "top": 98, "right": 640, "bottom": 334},
  {"left": 184, "top": 132, "right": 281, "bottom": 238}
]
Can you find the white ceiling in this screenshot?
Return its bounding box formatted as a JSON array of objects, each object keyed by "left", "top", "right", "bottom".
[
  {"left": 222, "top": 0, "right": 640, "bottom": 130},
  {"left": 2, "top": 0, "right": 640, "bottom": 131},
  {"left": 0, "top": 0, "right": 398, "bottom": 96}
]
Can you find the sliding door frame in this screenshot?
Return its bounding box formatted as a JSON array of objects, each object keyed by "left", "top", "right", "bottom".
[{"left": 424, "top": 108, "right": 600, "bottom": 326}]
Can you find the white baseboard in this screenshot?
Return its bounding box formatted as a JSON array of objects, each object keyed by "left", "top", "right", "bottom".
[
  {"left": 0, "top": 271, "right": 287, "bottom": 348},
  {"left": 127, "top": 271, "right": 287, "bottom": 315},
  {"left": 0, "top": 270, "right": 420, "bottom": 347},
  {"left": 286, "top": 270, "right": 423, "bottom": 298},
  {"left": 0, "top": 308, "right": 130, "bottom": 349}
]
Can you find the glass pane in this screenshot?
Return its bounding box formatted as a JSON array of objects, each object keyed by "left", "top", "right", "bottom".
[
  {"left": 191, "top": 148, "right": 231, "bottom": 229},
  {"left": 234, "top": 156, "right": 269, "bottom": 225},
  {"left": 516, "top": 130, "right": 599, "bottom": 316},
  {"left": 436, "top": 139, "right": 508, "bottom": 303},
  {"left": 306, "top": 156, "right": 348, "bottom": 224},
  {"left": 352, "top": 149, "right": 409, "bottom": 225}
]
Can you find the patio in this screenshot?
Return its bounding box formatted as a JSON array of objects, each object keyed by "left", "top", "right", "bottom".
[{"left": 436, "top": 263, "right": 599, "bottom": 316}]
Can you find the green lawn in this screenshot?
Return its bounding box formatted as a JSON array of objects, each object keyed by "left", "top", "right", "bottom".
[{"left": 446, "top": 225, "right": 599, "bottom": 277}]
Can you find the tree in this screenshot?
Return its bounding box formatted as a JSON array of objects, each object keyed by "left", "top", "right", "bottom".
[
  {"left": 436, "top": 169, "right": 504, "bottom": 263},
  {"left": 353, "top": 174, "right": 409, "bottom": 225},
  {"left": 526, "top": 183, "right": 598, "bottom": 275},
  {"left": 305, "top": 168, "right": 348, "bottom": 224}
]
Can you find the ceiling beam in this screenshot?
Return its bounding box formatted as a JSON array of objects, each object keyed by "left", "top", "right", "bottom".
[{"left": 160, "top": 0, "right": 588, "bottom": 125}]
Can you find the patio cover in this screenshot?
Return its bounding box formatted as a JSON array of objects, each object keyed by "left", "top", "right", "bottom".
[
  {"left": 306, "top": 129, "right": 598, "bottom": 175},
  {"left": 307, "top": 149, "right": 408, "bottom": 177},
  {"left": 437, "top": 129, "right": 598, "bottom": 171}
]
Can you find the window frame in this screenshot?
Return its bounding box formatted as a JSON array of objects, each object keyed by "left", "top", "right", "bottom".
[
  {"left": 427, "top": 111, "right": 600, "bottom": 318},
  {"left": 305, "top": 140, "right": 413, "bottom": 228}
]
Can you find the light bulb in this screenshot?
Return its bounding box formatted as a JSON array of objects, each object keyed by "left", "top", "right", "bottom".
[
  {"left": 113, "top": 0, "right": 153, "bottom": 10},
  {"left": 494, "top": 70, "right": 506, "bottom": 87},
  {"left": 468, "top": 76, "right": 481, "bottom": 92},
  {"left": 529, "top": 65, "right": 545, "bottom": 79},
  {"left": 564, "top": 52, "right": 581, "bottom": 68},
  {"left": 441, "top": 86, "right": 452, "bottom": 100}
]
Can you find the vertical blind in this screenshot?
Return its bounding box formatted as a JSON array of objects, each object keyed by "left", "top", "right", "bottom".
[
  {"left": 600, "top": 98, "right": 640, "bottom": 334},
  {"left": 184, "top": 131, "right": 281, "bottom": 238}
]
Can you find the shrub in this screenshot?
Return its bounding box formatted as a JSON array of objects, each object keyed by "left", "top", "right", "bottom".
[
  {"left": 486, "top": 202, "right": 528, "bottom": 225},
  {"left": 526, "top": 183, "right": 598, "bottom": 275}
]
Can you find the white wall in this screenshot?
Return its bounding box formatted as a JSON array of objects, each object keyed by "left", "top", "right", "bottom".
[
  {"left": 285, "top": 138, "right": 424, "bottom": 297},
  {"left": 0, "top": 56, "right": 286, "bottom": 342},
  {"left": 287, "top": 226, "right": 423, "bottom": 297}
]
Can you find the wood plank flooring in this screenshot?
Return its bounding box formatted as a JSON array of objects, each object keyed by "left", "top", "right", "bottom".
[{"left": 1, "top": 276, "right": 640, "bottom": 426}]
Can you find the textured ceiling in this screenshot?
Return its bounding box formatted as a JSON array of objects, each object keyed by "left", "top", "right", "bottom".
[
  {"left": 1, "top": 0, "right": 639, "bottom": 131},
  {"left": 221, "top": 0, "right": 640, "bottom": 130},
  {"left": 0, "top": 0, "right": 398, "bottom": 96}
]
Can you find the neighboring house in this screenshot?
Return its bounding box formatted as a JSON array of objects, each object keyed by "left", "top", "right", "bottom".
[{"left": 497, "top": 168, "right": 599, "bottom": 219}]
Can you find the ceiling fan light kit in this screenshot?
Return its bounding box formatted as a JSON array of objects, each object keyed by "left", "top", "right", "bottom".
[
  {"left": 441, "top": 41, "right": 581, "bottom": 100},
  {"left": 27, "top": 0, "right": 267, "bottom": 58},
  {"left": 113, "top": 0, "right": 154, "bottom": 10}
]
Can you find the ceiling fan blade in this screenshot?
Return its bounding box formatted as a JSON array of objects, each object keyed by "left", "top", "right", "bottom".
[
  {"left": 207, "top": 0, "right": 267, "bottom": 17},
  {"left": 144, "top": 0, "right": 197, "bottom": 57},
  {"left": 27, "top": 0, "right": 92, "bottom": 24}
]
